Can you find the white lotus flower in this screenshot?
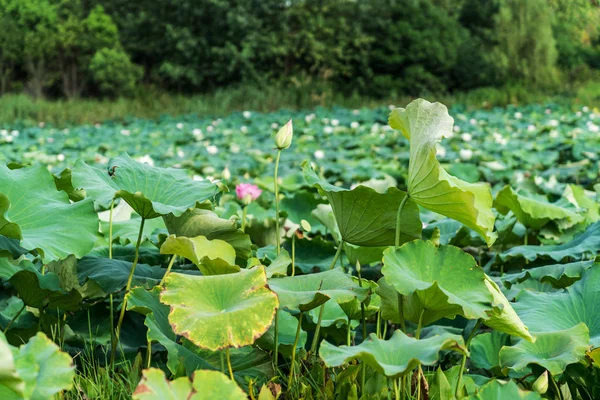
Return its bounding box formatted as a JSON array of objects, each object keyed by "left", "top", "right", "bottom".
[
  {"left": 583, "top": 106, "right": 590, "bottom": 112},
  {"left": 352, "top": 109, "right": 360, "bottom": 115},
  {"left": 206, "top": 126, "right": 214, "bottom": 132},
  {"left": 549, "top": 119, "right": 559, "bottom": 127},
  {"left": 207, "top": 145, "right": 219, "bottom": 154},
  {"left": 350, "top": 121, "right": 360, "bottom": 129},
  {"left": 514, "top": 112, "right": 522, "bottom": 119},
  {"left": 469, "top": 118, "right": 477, "bottom": 125},
  {"left": 527, "top": 125, "right": 535, "bottom": 132},
  {"left": 331, "top": 119, "right": 339, "bottom": 126},
  {"left": 324, "top": 126, "right": 333, "bottom": 134},
  {"left": 138, "top": 155, "right": 155, "bottom": 166},
  {"left": 177, "top": 150, "right": 185, "bottom": 158},
  {"left": 176, "top": 123, "right": 184, "bottom": 129},
  {"left": 230, "top": 143, "right": 240, "bottom": 153},
  {"left": 120, "top": 129, "right": 131, "bottom": 136},
  {"left": 461, "top": 133, "right": 472, "bottom": 142},
  {"left": 243, "top": 111, "right": 252, "bottom": 119},
  {"left": 57, "top": 154, "right": 65, "bottom": 162},
  {"left": 240, "top": 126, "right": 248, "bottom": 133},
  {"left": 314, "top": 150, "right": 325, "bottom": 159},
  {"left": 271, "top": 123, "right": 279, "bottom": 129},
  {"left": 459, "top": 149, "right": 473, "bottom": 160}
]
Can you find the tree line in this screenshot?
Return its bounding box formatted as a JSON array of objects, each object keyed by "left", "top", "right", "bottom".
[{"left": 1, "top": 0, "right": 599, "bottom": 99}]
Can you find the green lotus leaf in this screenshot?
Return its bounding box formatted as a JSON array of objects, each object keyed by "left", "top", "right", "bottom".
[
  {"left": 161, "top": 266, "right": 278, "bottom": 351},
  {"left": 0, "top": 257, "right": 82, "bottom": 310},
  {"left": 513, "top": 266, "right": 600, "bottom": 346},
  {"left": 494, "top": 185, "right": 584, "bottom": 230},
  {"left": 163, "top": 208, "right": 252, "bottom": 262},
  {"left": 500, "top": 221, "right": 600, "bottom": 262},
  {"left": 12, "top": 332, "right": 75, "bottom": 400},
  {"left": 0, "top": 164, "right": 98, "bottom": 262},
  {"left": 302, "top": 161, "right": 422, "bottom": 247},
  {"left": 0, "top": 297, "right": 36, "bottom": 336},
  {"left": 381, "top": 240, "right": 492, "bottom": 324},
  {"left": 0, "top": 236, "right": 28, "bottom": 259},
  {"left": 563, "top": 184, "right": 599, "bottom": 225},
  {"left": 500, "top": 323, "right": 590, "bottom": 375},
  {"left": 466, "top": 379, "right": 541, "bottom": 400},
  {"left": 77, "top": 256, "right": 166, "bottom": 294},
  {"left": 0, "top": 331, "right": 23, "bottom": 399},
  {"left": 483, "top": 276, "right": 534, "bottom": 341},
  {"left": 286, "top": 235, "right": 338, "bottom": 273},
  {"left": 268, "top": 268, "right": 369, "bottom": 313},
  {"left": 502, "top": 260, "right": 595, "bottom": 289},
  {"left": 53, "top": 168, "right": 86, "bottom": 202},
  {"left": 133, "top": 368, "right": 193, "bottom": 400},
  {"left": 133, "top": 368, "right": 246, "bottom": 400},
  {"left": 382, "top": 240, "right": 531, "bottom": 339},
  {"left": 101, "top": 215, "right": 166, "bottom": 246},
  {"left": 470, "top": 332, "right": 511, "bottom": 372},
  {"left": 160, "top": 234, "right": 238, "bottom": 275},
  {"left": 72, "top": 153, "right": 220, "bottom": 219},
  {"left": 319, "top": 330, "right": 467, "bottom": 379},
  {"left": 127, "top": 287, "right": 216, "bottom": 375},
  {"left": 339, "top": 278, "right": 380, "bottom": 320},
  {"left": 256, "top": 310, "right": 307, "bottom": 356},
  {"left": 389, "top": 99, "right": 497, "bottom": 246}
]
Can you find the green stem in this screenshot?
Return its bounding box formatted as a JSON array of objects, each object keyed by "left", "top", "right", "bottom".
[
  {"left": 394, "top": 378, "right": 400, "bottom": 400},
  {"left": 3, "top": 303, "right": 26, "bottom": 333},
  {"left": 291, "top": 233, "right": 296, "bottom": 276},
  {"left": 108, "top": 198, "right": 115, "bottom": 363},
  {"left": 397, "top": 293, "right": 406, "bottom": 332},
  {"left": 549, "top": 373, "right": 564, "bottom": 400},
  {"left": 329, "top": 240, "right": 344, "bottom": 270},
  {"left": 394, "top": 195, "right": 409, "bottom": 249},
  {"left": 273, "top": 311, "right": 280, "bottom": 368},
  {"left": 274, "top": 149, "right": 282, "bottom": 256},
  {"left": 146, "top": 341, "right": 152, "bottom": 368},
  {"left": 415, "top": 310, "right": 425, "bottom": 400},
  {"left": 110, "top": 217, "right": 146, "bottom": 366},
  {"left": 287, "top": 312, "right": 303, "bottom": 390},
  {"left": 455, "top": 319, "right": 482, "bottom": 398},
  {"left": 347, "top": 316, "right": 352, "bottom": 346},
  {"left": 376, "top": 311, "right": 381, "bottom": 339},
  {"left": 310, "top": 303, "right": 325, "bottom": 355},
  {"left": 226, "top": 347, "right": 234, "bottom": 380},
  {"left": 358, "top": 265, "right": 367, "bottom": 393},
  {"left": 241, "top": 206, "right": 248, "bottom": 232},
  {"left": 159, "top": 255, "right": 177, "bottom": 287}
]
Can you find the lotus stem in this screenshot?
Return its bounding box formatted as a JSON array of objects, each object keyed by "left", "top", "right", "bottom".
[
  {"left": 146, "top": 341, "right": 152, "bottom": 368},
  {"left": 287, "top": 312, "right": 303, "bottom": 391},
  {"left": 393, "top": 378, "right": 400, "bottom": 400},
  {"left": 274, "top": 311, "right": 280, "bottom": 370},
  {"left": 376, "top": 311, "right": 381, "bottom": 339},
  {"left": 415, "top": 310, "right": 425, "bottom": 400},
  {"left": 310, "top": 303, "right": 325, "bottom": 355},
  {"left": 455, "top": 319, "right": 482, "bottom": 398},
  {"left": 347, "top": 316, "right": 352, "bottom": 346},
  {"left": 549, "top": 372, "right": 564, "bottom": 400},
  {"left": 108, "top": 198, "right": 115, "bottom": 364},
  {"left": 397, "top": 294, "right": 406, "bottom": 332},
  {"left": 159, "top": 255, "right": 177, "bottom": 286},
  {"left": 329, "top": 240, "right": 344, "bottom": 270},
  {"left": 3, "top": 302, "right": 26, "bottom": 333},
  {"left": 357, "top": 263, "right": 367, "bottom": 392},
  {"left": 394, "top": 195, "right": 409, "bottom": 249},
  {"left": 274, "top": 149, "right": 282, "bottom": 256},
  {"left": 111, "top": 217, "right": 146, "bottom": 366},
  {"left": 226, "top": 347, "right": 234, "bottom": 380},
  {"left": 241, "top": 206, "right": 248, "bottom": 232},
  {"left": 291, "top": 233, "right": 296, "bottom": 276}
]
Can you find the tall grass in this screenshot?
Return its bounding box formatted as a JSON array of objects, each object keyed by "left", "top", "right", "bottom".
[{"left": 1, "top": 82, "right": 599, "bottom": 127}]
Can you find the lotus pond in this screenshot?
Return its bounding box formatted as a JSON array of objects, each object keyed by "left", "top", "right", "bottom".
[{"left": 0, "top": 100, "right": 599, "bottom": 400}]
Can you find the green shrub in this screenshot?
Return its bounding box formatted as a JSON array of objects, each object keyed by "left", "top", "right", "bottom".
[{"left": 89, "top": 47, "right": 143, "bottom": 97}]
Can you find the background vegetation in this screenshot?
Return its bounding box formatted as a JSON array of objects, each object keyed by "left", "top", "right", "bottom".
[{"left": 1, "top": 0, "right": 600, "bottom": 124}]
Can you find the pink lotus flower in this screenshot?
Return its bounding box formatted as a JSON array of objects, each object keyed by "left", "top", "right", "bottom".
[{"left": 236, "top": 183, "right": 262, "bottom": 204}]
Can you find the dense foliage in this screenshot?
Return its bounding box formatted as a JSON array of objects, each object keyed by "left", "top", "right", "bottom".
[
  {"left": 0, "top": 100, "right": 599, "bottom": 399},
  {"left": 1, "top": 0, "right": 600, "bottom": 99}
]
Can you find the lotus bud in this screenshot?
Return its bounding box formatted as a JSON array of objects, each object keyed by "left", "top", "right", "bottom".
[
  {"left": 222, "top": 166, "right": 231, "bottom": 180},
  {"left": 274, "top": 120, "right": 293, "bottom": 150},
  {"left": 355, "top": 260, "right": 361, "bottom": 274},
  {"left": 532, "top": 371, "right": 548, "bottom": 394}
]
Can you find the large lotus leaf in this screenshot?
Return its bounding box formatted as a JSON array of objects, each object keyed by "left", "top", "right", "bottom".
[
  {"left": 0, "top": 236, "right": 28, "bottom": 259},
  {"left": 127, "top": 287, "right": 216, "bottom": 375},
  {"left": 563, "top": 184, "right": 599, "bottom": 224},
  {"left": 466, "top": 379, "right": 541, "bottom": 400},
  {"left": 513, "top": 266, "right": 600, "bottom": 346},
  {"left": 483, "top": 276, "right": 534, "bottom": 341},
  {"left": 500, "top": 221, "right": 600, "bottom": 262},
  {"left": 381, "top": 240, "right": 492, "bottom": 324},
  {"left": 502, "top": 260, "right": 595, "bottom": 289},
  {"left": 77, "top": 256, "right": 166, "bottom": 294},
  {"left": 319, "top": 330, "right": 467, "bottom": 379},
  {"left": 0, "top": 164, "right": 98, "bottom": 262},
  {"left": 0, "top": 331, "right": 22, "bottom": 399},
  {"left": 72, "top": 154, "right": 220, "bottom": 219},
  {"left": 162, "top": 209, "right": 252, "bottom": 262},
  {"left": 0, "top": 257, "right": 82, "bottom": 310},
  {"left": 133, "top": 368, "right": 246, "bottom": 400},
  {"left": 499, "top": 323, "right": 590, "bottom": 375},
  {"left": 101, "top": 215, "right": 166, "bottom": 246},
  {"left": 161, "top": 266, "right": 278, "bottom": 351},
  {"left": 389, "top": 99, "right": 497, "bottom": 246},
  {"left": 286, "top": 235, "right": 337, "bottom": 273},
  {"left": 302, "top": 161, "right": 422, "bottom": 247},
  {"left": 159, "top": 235, "right": 238, "bottom": 275},
  {"left": 494, "top": 185, "right": 584, "bottom": 230},
  {"left": 470, "top": 332, "right": 511, "bottom": 372},
  {"left": 12, "top": 332, "right": 75, "bottom": 400},
  {"left": 268, "top": 268, "right": 369, "bottom": 313}
]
